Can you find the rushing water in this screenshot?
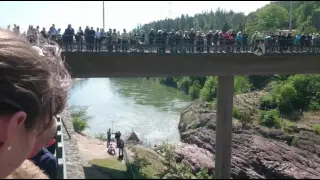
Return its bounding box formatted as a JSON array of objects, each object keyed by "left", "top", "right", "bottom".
[{"left": 68, "top": 78, "right": 191, "bottom": 145}]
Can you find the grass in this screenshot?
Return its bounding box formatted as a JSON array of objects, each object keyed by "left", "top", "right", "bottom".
[
  {"left": 130, "top": 145, "right": 166, "bottom": 179},
  {"left": 312, "top": 124, "right": 320, "bottom": 135},
  {"left": 89, "top": 157, "right": 130, "bottom": 179}
]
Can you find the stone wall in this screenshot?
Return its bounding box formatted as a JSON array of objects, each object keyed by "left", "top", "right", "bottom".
[{"left": 61, "top": 108, "right": 85, "bottom": 179}]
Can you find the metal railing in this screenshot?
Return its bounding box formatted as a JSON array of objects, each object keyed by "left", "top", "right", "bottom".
[
  {"left": 55, "top": 115, "right": 67, "bottom": 179},
  {"left": 46, "top": 35, "right": 320, "bottom": 54}
]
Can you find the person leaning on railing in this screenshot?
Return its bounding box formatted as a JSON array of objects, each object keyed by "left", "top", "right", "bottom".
[
  {"left": 28, "top": 117, "right": 58, "bottom": 179},
  {"left": 0, "top": 28, "right": 71, "bottom": 179}
]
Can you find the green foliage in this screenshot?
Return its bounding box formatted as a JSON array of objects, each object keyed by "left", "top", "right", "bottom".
[
  {"left": 275, "top": 83, "right": 297, "bottom": 113},
  {"left": 70, "top": 105, "right": 91, "bottom": 132},
  {"left": 234, "top": 76, "right": 252, "bottom": 94},
  {"left": 133, "top": 152, "right": 152, "bottom": 174},
  {"left": 188, "top": 80, "right": 201, "bottom": 99},
  {"left": 72, "top": 117, "right": 89, "bottom": 132},
  {"left": 196, "top": 167, "right": 214, "bottom": 179},
  {"left": 312, "top": 124, "right": 320, "bottom": 135},
  {"left": 159, "top": 141, "right": 175, "bottom": 166},
  {"left": 232, "top": 107, "right": 253, "bottom": 127},
  {"left": 200, "top": 76, "right": 218, "bottom": 101},
  {"left": 259, "top": 109, "right": 281, "bottom": 129},
  {"left": 267, "top": 74, "right": 320, "bottom": 113},
  {"left": 260, "top": 94, "right": 276, "bottom": 109},
  {"left": 257, "top": 4, "right": 289, "bottom": 30}
]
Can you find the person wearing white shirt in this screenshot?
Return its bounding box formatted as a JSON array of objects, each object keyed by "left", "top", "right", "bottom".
[
  {"left": 121, "top": 29, "right": 129, "bottom": 52},
  {"left": 95, "top": 28, "right": 101, "bottom": 52}
]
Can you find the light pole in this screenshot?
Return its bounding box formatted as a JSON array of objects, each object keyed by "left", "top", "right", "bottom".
[
  {"left": 289, "top": 1, "right": 293, "bottom": 31},
  {"left": 102, "top": 1, "right": 105, "bottom": 29},
  {"left": 111, "top": 121, "right": 114, "bottom": 134}
]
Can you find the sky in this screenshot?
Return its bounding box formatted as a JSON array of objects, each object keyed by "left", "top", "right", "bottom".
[{"left": 0, "top": 1, "right": 270, "bottom": 33}]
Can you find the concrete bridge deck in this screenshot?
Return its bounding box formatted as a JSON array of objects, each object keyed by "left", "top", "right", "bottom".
[{"left": 62, "top": 51, "right": 320, "bottom": 78}]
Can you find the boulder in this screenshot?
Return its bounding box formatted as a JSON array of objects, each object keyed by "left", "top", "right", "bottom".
[{"left": 177, "top": 101, "right": 320, "bottom": 179}]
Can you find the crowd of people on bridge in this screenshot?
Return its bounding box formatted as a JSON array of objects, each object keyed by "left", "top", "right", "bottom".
[{"left": 6, "top": 23, "right": 320, "bottom": 53}]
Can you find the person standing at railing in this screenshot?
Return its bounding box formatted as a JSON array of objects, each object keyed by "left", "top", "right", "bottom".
[
  {"left": 100, "top": 28, "right": 107, "bottom": 51},
  {"left": 189, "top": 29, "right": 196, "bottom": 53},
  {"left": 111, "top": 29, "right": 118, "bottom": 52},
  {"left": 139, "top": 30, "right": 145, "bottom": 52},
  {"left": 0, "top": 29, "right": 71, "bottom": 179},
  {"left": 63, "top": 24, "right": 75, "bottom": 52},
  {"left": 107, "top": 29, "right": 113, "bottom": 52},
  {"left": 49, "top": 24, "right": 57, "bottom": 42},
  {"left": 121, "top": 29, "right": 129, "bottom": 52},
  {"left": 95, "top": 28, "right": 101, "bottom": 52},
  {"left": 28, "top": 117, "right": 58, "bottom": 179},
  {"left": 87, "top": 27, "right": 95, "bottom": 52},
  {"left": 148, "top": 29, "right": 156, "bottom": 50},
  {"left": 242, "top": 31, "right": 248, "bottom": 52},
  {"left": 27, "top": 25, "right": 34, "bottom": 44},
  {"left": 84, "top": 26, "right": 90, "bottom": 51},
  {"left": 41, "top": 27, "right": 49, "bottom": 39},
  {"left": 75, "top": 27, "right": 84, "bottom": 52},
  {"left": 168, "top": 29, "right": 175, "bottom": 53},
  {"left": 175, "top": 31, "right": 183, "bottom": 52},
  {"left": 236, "top": 31, "right": 243, "bottom": 52},
  {"left": 155, "top": 30, "right": 162, "bottom": 52},
  {"left": 206, "top": 30, "right": 213, "bottom": 53}
]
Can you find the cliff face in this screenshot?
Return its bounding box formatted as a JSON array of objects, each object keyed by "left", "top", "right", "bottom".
[{"left": 176, "top": 100, "right": 320, "bottom": 179}]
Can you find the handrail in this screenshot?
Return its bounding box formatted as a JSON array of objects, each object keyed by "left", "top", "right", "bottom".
[
  {"left": 31, "top": 34, "right": 320, "bottom": 54},
  {"left": 55, "top": 115, "right": 67, "bottom": 179}
]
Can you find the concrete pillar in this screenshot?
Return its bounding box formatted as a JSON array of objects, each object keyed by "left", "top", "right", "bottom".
[{"left": 215, "top": 76, "right": 234, "bottom": 179}]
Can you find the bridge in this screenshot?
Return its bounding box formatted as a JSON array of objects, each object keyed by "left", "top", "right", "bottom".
[{"left": 57, "top": 42, "right": 320, "bottom": 179}]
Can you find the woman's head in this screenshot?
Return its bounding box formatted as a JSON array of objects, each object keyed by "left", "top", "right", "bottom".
[{"left": 0, "top": 28, "right": 71, "bottom": 178}]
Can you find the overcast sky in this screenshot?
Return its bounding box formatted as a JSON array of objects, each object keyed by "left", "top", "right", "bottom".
[{"left": 0, "top": 1, "right": 269, "bottom": 32}]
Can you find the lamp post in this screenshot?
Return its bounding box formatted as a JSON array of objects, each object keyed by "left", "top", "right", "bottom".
[
  {"left": 103, "top": 1, "right": 105, "bottom": 29},
  {"left": 289, "top": 1, "right": 293, "bottom": 31},
  {"left": 111, "top": 121, "right": 114, "bottom": 134}
]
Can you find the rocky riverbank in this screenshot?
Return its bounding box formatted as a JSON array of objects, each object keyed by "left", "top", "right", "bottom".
[{"left": 175, "top": 100, "right": 320, "bottom": 179}]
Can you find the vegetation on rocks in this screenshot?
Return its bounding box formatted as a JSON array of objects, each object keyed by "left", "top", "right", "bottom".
[{"left": 70, "top": 105, "right": 90, "bottom": 133}]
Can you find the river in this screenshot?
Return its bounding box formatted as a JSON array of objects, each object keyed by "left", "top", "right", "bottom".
[{"left": 68, "top": 78, "right": 191, "bottom": 145}]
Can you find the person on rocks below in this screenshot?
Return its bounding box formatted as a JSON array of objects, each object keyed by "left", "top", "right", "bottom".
[
  {"left": 0, "top": 29, "right": 71, "bottom": 179},
  {"left": 107, "top": 128, "right": 111, "bottom": 147},
  {"left": 118, "top": 139, "right": 125, "bottom": 159},
  {"left": 115, "top": 131, "right": 121, "bottom": 147}
]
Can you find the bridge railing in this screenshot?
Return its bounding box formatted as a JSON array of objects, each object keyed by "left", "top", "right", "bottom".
[
  {"left": 55, "top": 115, "right": 67, "bottom": 179},
  {"left": 44, "top": 35, "right": 320, "bottom": 54}
]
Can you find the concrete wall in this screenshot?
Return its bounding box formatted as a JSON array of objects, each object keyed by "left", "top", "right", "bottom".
[
  {"left": 62, "top": 52, "right": 320, "bottom": 78},
  {"left": 60, "top": 108, "right": 85, "bottom": 179}
]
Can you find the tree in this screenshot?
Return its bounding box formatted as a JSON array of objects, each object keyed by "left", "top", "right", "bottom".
[{"left": 257, "top": 4, "right": 289, "bottom": 30}]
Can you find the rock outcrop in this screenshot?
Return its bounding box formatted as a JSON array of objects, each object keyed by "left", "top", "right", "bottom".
[{"left": 176, "top": 100, "right": 320, "bottom": 179}]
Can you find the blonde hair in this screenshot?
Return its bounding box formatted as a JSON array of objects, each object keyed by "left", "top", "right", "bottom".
[{"left": 5, "top": 160, "right": 49, "bottom": 179}]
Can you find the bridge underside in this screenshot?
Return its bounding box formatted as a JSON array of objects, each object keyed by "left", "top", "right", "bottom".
[{"left": 62, "top": 52, "right": 320, "bottom": 78}]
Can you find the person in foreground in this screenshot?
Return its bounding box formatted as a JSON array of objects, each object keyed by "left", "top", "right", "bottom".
[
  {"left": 28, "top": 117, "right": 58, "bottom": 179},
  {"left": 0, "top": 28, "right": 71, "bottom": 178}
]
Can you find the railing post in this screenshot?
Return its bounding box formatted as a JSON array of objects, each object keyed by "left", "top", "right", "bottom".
[
  {"left": 215, "top": 76, "right": 234, "bottom": 179},
  {"left": 55, "top": 115, "right": 67, "bottom": 179}
]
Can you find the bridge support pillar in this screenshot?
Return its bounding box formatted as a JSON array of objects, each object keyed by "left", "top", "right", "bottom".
[{"left": 215, "top": 76, "right": 234, "bottom": 179}]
